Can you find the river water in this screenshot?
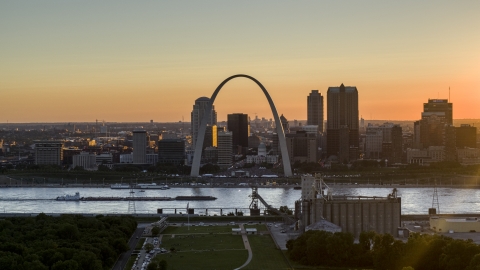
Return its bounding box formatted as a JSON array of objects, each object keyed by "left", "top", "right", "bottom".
[{"left": 0, "top": 186, "right": 479, "bottom": 215}]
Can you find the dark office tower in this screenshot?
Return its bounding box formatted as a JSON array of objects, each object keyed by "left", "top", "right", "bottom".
[
  {"left": 227, "top": 113, "right": 249, "bottom": 154},
  {"left": 204, "top": 125, "right": 215, "bottom": 149},
  {"left": 456, "top": 124, "right": 477, "bottom": 148},
  {"left": 158, "top": 139, "right": 185, "bottom": 165},
  {"left": 217, "top": 131, "right": 233, "bottom": 167},
  {"left": 133, "top": 129, "right": 147, "bottom": 164},
  {"left": 424, "top": 99, "right": 453, "bottom": 125},
  {"left": 285, "top": 131, "right": 317, "bottom": 163},
  {"left": 191, "top": 97, "right": 217, "bottom": 149},
  {"left": 419, "top": 113, "right": 446, "bottom": 148},
  {"left": 326, "top": 84, "right": 359, "bottom": 161},
  {"left": 444, "top": 125, "right": 457, "bottom": 162},
  {"left": 391, "top": 125, "right": 403, "bottom": 164},
  {"left": 307, "top": 90, "right": 324, "bottom": 132}
]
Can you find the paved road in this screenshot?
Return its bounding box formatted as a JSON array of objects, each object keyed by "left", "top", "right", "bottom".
[
  {"left": 269, "top": 223, "right": 292, "bottom": 250},
  {"left": 234, "top": 224, "right": 253, "bottom": 270},
  {"left": 112, "top": 227, "right": 144, "bottom": 270}
]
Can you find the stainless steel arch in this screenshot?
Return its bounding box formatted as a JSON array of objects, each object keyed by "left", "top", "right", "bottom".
[{"left": 190, "top": 74, "right": 292, "bottom": 177}]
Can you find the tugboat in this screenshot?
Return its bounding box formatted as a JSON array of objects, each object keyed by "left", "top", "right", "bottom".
[{"left": 56, "top": 192, "right": 81, "bottom": 201}]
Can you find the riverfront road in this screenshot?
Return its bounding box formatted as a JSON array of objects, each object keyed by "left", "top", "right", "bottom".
[{"left": 112, "top": 227, "right": 144, "bottom": 270}]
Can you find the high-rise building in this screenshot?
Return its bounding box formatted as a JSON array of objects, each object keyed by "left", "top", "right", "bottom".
[
  {"left": 285, "top": 131, "right": 317, "bottom": 163},
  {"left": 191, "top": 97, "right": 217, "bottom": 149},
  {"left": 217, "top": 131, "right": 233, "bottom": 167},
  {"left": 326, "top": 84, "right": 359, "bottom": 161},
  {"left": 418, "top": 112, "right": 447, "bottom": 148},
  {"left": 203, "top": 125, "right": 221, "bottom": 149},
  {"left": 456, "top": 124, "right": 477, "bottom": 148},
  {"left": 158, "top": 139, "right": 185, "bottom": 165},
  {"left": 390, "top": 125, "right": 404, "bottom": 164},
  {"left": 227, "top": 113, "right": 249, "bottom": 153},
  {"left": 365, "top": 128, "right": 383, "bottom": 159},
  {"left": 307, "top": 90, "right": 324, "bottom": 132},
  {"left": 133, "top": 129, "right": 147, "bottom": 164},
  {"left": 248, "top": 134, "right": 261, "bottom": 149},
  {"left": 34, "top": 141, "right": 63, "bottom": 165},
  {"left": 444, "top": 125, "right": 457, "bottom": 162},
  {"left": 423, "top": 99, "right": 452, "bottom": 125},
  {"left": 364, "top": 123, "right": 403, "bottom": 163}
]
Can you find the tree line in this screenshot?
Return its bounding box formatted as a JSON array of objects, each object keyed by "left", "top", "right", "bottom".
[
  {"left": 287, "top": 230, "right": 480, "bottom": 270},
  {"left": 0, "top": 214, "right": 137, "bottom": 270}
]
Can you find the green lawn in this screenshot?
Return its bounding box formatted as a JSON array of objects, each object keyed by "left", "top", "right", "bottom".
[
  {"left": 243, "top": 234, "right": 291, "bottom": 270},
  {"left": 161, "top": 234, "right": 244, "bottom": 251},
  {"left": 151, "top": 250, "right": 248, "bottom": 270},
  {"left": 125, "top": 254, "right": 137, "bottom": 270},
  {"left": 155, "top": 225, "right": 297, "bottom": 270},
  {"left": 135, "top": 237, "right": 146, "bottom": 250},
  {"left": 162, "top": 225, "right": 236, "bottom": 234}
]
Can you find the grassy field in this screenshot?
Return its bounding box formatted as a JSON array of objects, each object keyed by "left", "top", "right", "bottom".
[
  {"left": 152, "top": 227, "right": 248, "bottom": 270},
  {"left": 162, "top": 225, "right": 237, "bottom": 234},
  {"left": 134, "top": 237, "right": 146, "bottom": 250},
  {"left": 125, "top": 254, "right": 137, "bottom": 270},
  {"left": 152, "top": 250, "right": 248, "bottom": 270},
  {"left": 151, "top": 224, "right": 296, "bottom": 270},
  {"left": 161, "top": 233, "right": 245, "bottom": 251},
  {"left": 243, "top": 234, "right": 291, "bottom": 270}
]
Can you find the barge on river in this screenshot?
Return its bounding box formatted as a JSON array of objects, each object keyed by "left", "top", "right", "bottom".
[{"left": 55, "top": 193, "right": 216, "bottom": 201}]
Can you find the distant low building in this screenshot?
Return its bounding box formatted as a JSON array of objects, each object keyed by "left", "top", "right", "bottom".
[
  {"left": 158, "top": 139, "right": 185, "bottom": 165},
  {"left": 406, "top": 146, "right": 444, "bottom": 165},
  {"left": 120, "top": 153, "right": 133, "bottom": 163},
  {"left": 245, "top": 155, "right": 278, "bottom": 164},
  {"left": 430, "top": 216, "right": 480, "bottom": 233},
  {"left": 96, "top": 153, "right": 113, "bottom": 164},
  {"left": 73, "top": 152, "right": 96, "bottom": 170}
]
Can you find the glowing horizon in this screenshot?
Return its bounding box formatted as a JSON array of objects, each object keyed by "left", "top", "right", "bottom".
[{"left": 1, "top": 1, "right": 479, "bottom": 123}]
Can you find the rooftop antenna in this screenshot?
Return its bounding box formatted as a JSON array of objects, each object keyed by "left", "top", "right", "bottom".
[{"left": 449, "top": 87, "right": 450, "bottom": 102}]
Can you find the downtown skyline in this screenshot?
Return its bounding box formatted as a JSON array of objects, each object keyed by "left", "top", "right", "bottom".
[{"left": 1, "top": 1, "right": 479, "bottom": 123}]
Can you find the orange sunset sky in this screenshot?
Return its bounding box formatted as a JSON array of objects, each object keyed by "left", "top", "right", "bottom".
[{"left": 1, "top": 1, "right": 479, "bottom": 123}]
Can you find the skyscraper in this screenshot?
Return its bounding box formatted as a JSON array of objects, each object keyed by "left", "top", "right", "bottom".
[
  {"left": 217, "top": 131, "right": 233, "bottom": 167},
  {"left": 307, "top": 90, "right": 324, "bottom": 132},
  {"left": 423, "top": 99, "right": 452, "bottom": 125},
  {"left": 227, "top": 113, "right": 249, "bottom": 154},
  {"left": 456, "top": 124, "right": 477, "bottom": 148},
  {"left": 133, "top": 129, "right": 147, "bottom": 164},
  {"left": 326, "top": 84, "right": 359, "bottom": 161},
  {"left": 191, "top": 97, "right": 217, "bottom": 149}
]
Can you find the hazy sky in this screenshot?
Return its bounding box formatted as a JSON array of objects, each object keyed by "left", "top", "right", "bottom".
[{"left": 1, "top": 1, "right": 479, "bottom": 123}]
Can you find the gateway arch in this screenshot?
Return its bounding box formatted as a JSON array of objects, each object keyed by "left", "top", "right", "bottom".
[{"left": 190, "top": 74, "right": 292, "bottom": 177}]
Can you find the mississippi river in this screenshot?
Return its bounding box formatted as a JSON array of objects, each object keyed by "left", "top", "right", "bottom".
[{"left": 0, "top": 186, "right": 479, "bottom": 215}]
